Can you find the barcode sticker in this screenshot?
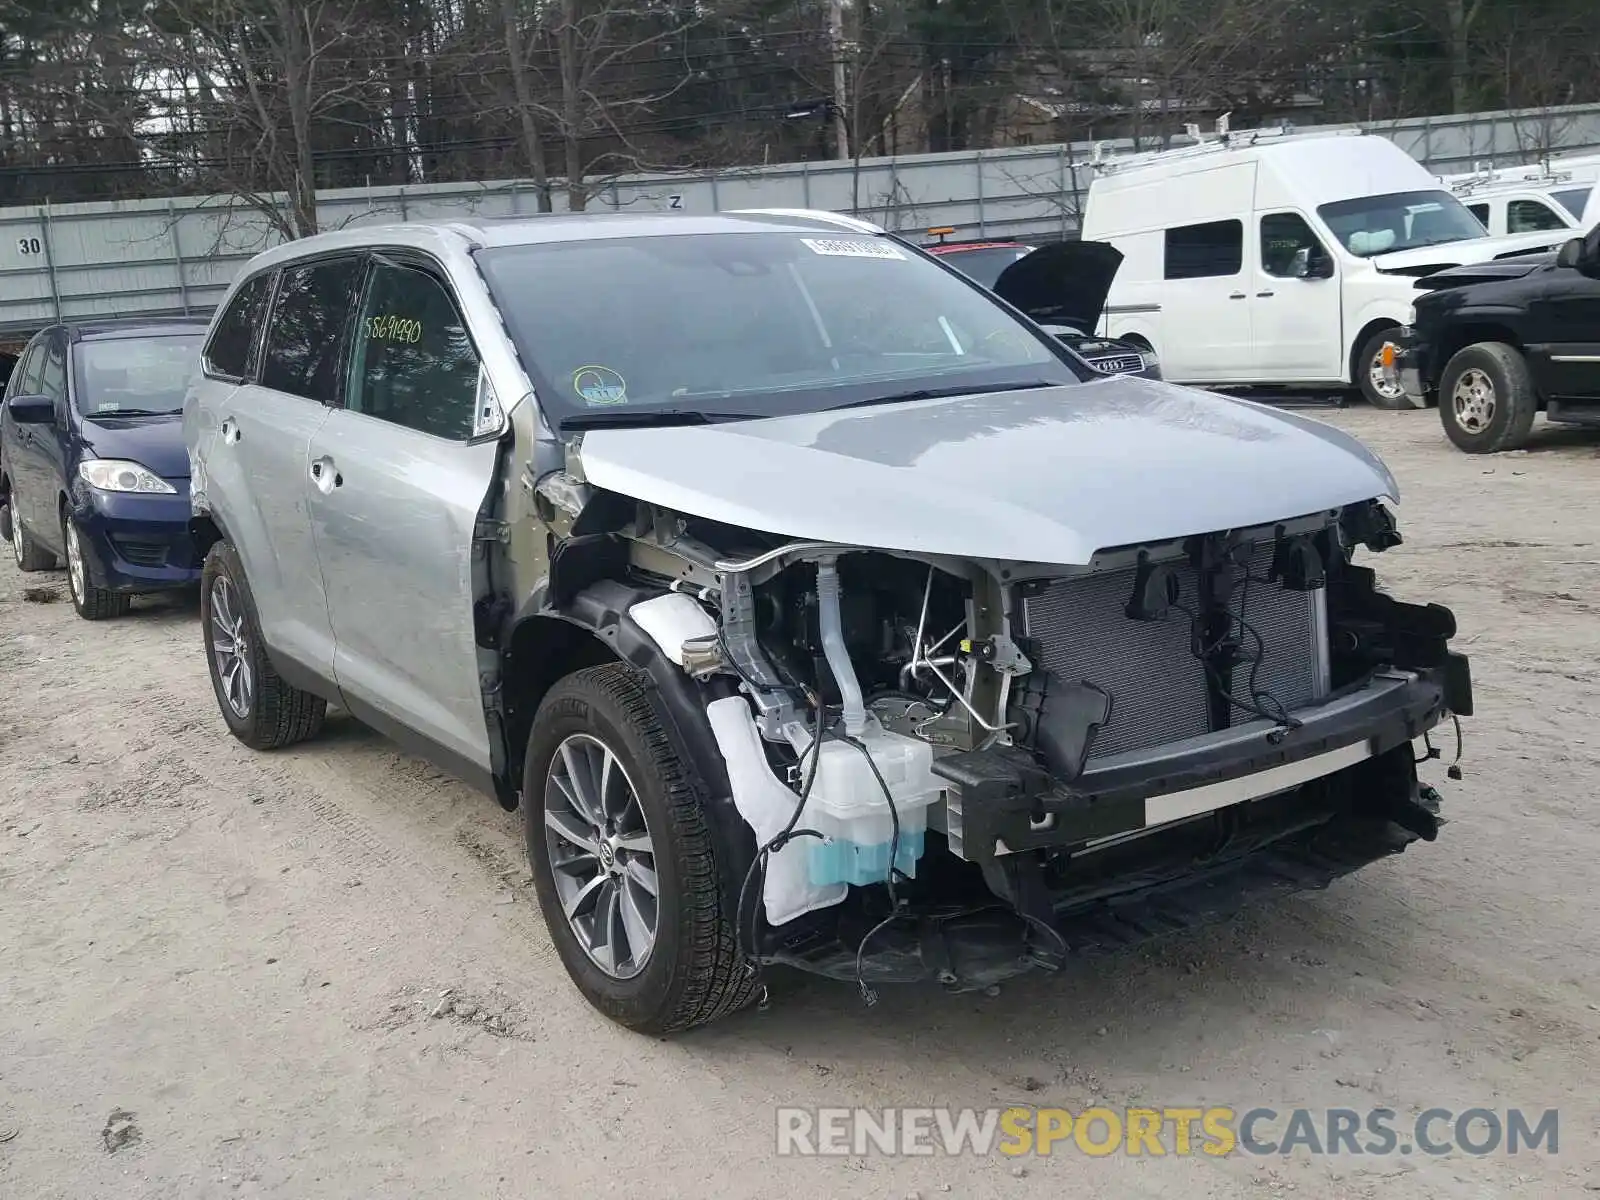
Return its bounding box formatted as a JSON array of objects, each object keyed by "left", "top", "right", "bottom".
[{"left": 801, "top": 237, "right": 905, "bottom": 260}]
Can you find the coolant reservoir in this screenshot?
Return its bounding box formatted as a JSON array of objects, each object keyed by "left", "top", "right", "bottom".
[{"left": 802, "top": 723, "right": 943, "bottom": 887}]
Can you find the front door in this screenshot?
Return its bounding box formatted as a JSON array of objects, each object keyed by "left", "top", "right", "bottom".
[
  {"left": 1252, "top": 211, "right": 1344, "bottom": 382},
  {"left": 3, "top": 340, "right": 48, "bottom": 531},
  {"left": 307, "top": 253, "right": 500, "bottom": 777},
  {"left": 1534, "top": 271, "right": 1600, "bottom": 401}
]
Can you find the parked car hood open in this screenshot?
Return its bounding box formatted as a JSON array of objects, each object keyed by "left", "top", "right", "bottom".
[
  {"left": 573, "top": 375, "right": 1397, "bottom": 566},
  {"left": 989, "top": 240, "right": 1122, "bottom": 334},
  {"left": 78, "top": 412, "right": 190, "bottom": 480}
]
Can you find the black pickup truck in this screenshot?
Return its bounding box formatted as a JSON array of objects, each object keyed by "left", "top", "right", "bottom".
[{"left": 1393, "top": 226, "right": 1600, "bottom": 452}]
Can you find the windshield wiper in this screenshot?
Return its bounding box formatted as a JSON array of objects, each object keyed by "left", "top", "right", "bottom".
[
  {"left": 558, "top": 408, "right": 767, "bottom": 432},
  {"left": 824, "top": 379, "right": 1058, "bottom": 413},
  {"left": 87, "top": 407, "right": 180, "bottom": 418}
]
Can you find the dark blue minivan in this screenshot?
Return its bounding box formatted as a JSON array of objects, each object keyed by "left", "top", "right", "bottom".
[{"left": 0, "top": 318, "right": 208, "bottom": 619}]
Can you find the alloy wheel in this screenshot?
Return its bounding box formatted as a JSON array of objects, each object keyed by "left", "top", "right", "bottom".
[
  {"left": 543, "top": 733, "right": 660, "bottom": 980},
  {"left": 65, "top": 521, "right": 85, "bottom": 603},
  {"left": 209, "top": 576, "right": 254, "bottom": 719},
  {"left": 1451, "top": 367, "right": 1496, "bottom": 434}
]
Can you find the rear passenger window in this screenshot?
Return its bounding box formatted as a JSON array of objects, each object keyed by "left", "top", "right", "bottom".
[
  {"left": 261, "top": 257, "right": 362, "bottom": 404},
  {"left": 1164, "top": 220, "right": 1243, "bottom": 279},
  {"left": 205, "top": 273, "right": 273, "bottom": 379},
  {"left": 345, "top": 261, "right": 481, "bottom": 440},
  {"left": 1507, "top": 199, "right": 1569, "bottom": 233}
]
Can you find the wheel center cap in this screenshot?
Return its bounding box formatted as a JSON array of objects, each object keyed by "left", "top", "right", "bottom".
[{"left": 597, "top": 841, "right": 616, "bottom": 870}]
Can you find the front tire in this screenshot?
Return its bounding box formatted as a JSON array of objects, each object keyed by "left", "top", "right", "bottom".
[
  {"left": 524, "top": 663, "right": 757, "bottom": 1034},
  {"left": 62, "top": 514, "right": 131, "bottom": 620},
  {"left": 1439, "top": 342, "right": 1538, "bottom": 454},
  {"left": 1356, "top": 327, "right": 1410, "bottom": 409},
  {"left": 201, "top": 539, "right": 326, "bottom": 749}
]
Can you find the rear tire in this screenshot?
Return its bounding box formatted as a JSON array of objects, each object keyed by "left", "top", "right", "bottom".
[
  {"left": 524, "top": 663, "right": 757, "bottom": 1034},
  {"left": 201, "top": 539, "right": 326, "bottom": 749},
  {"left": 62, "top": 513, "right": 131, "bottom": 620},
  {"left": 1438, "top": 342, "right": 1538, "bottom": 454},
  {"left": 9, "top": 509, "right": 56, "bottom": 572},
  {"left": 1356, "top": 327, "right": 1409, "bottom": 409}
]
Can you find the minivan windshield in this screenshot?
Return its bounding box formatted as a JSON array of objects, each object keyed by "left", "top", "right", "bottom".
[
  {"left": 476, "top": 230, "right": 1083, "bottom": 426},
  {"left": 1318, "top": 189, "right": 1488, "bottom": 257},
  {"left": 74, "top": 333, "right": 204, "bottom": 416}
]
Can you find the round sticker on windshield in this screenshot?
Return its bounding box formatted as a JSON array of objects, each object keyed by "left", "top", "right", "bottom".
[{"left": 573, "top": 365, "right": 628, "bottom": 406}]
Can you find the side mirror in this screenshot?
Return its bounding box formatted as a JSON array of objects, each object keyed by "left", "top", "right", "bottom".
[
  {"left": 1580, "top": 229, "right": 1600, "bottom": 278},
  {"left": 1289, "top": 247, "right": 1311, "bottom": 278},
  {"left": 6, "top": 393, "right": 54, "bottom": 425}
]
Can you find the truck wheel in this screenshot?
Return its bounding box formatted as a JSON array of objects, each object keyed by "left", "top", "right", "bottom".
[
  {"left": 201, "top": 539, "right": 327, "bottom": 749},
  {"left": 524, "top": 663, "right": 757, "bottom": 1034},
  {"left": 62, "top": 514, "right": 131, "bottom": 620},
  {"left": 1356, "top": 328, "right": 1409, "bottom": 409},
  {"left": 9, "top": 510, "right": 57, "bottom": 572},
  {"left": 1439, "top": 342, "right": 1538, "bottom": 453}
]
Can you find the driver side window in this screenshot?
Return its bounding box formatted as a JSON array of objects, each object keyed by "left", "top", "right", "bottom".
[
  {"left": 1260, "top": 212, "right": 1330, "bottom": 278},
  {"left": 345, "top": 260, "right": 482, "bottom": 441}
]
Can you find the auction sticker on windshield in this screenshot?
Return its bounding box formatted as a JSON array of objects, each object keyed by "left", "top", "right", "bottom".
[
  {"left": 573, "top": 365, "right": 628, "bottom": 406},
  {"left": 801, "top": 237, "right": 905, "bottom": 260}
]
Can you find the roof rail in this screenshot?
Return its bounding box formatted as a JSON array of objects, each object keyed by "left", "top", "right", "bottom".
[
  {"left": 1087, "top": 115, "right": 1364, "bottom": 176},
  {"left": 728, "top": 207, "right": 885, "bottom": 234}
]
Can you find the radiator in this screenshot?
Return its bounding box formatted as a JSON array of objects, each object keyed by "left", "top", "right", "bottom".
[{"left": 1019, "top": 545, "right": 1328, "bottom": 762}]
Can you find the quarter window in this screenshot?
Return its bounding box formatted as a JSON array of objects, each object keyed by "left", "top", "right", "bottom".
[
  {"left": 205, "top": 272, "right": 273, "bottom": 379},
  {"left": 9, "top": 344, "right": 41, "bottom": 398},
  {"left": 261, "top": 257, "right": 362, "bottom": 404},
  {"left": 1507, "top": 199, "right": 1569, "bottom": 233},
  {"left": 345, "top": 261, "right": 481, "bottom": 440},
  {"left": 1467, "top": 203, "right": 1490, "bottom": 227},
  {"left": 1164, "top": 220, "right": 1243, "bottom": 280}
]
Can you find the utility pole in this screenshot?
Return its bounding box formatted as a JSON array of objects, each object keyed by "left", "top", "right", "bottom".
[{"left": 828, "top": 0, "right": 850, "bottom": 160}]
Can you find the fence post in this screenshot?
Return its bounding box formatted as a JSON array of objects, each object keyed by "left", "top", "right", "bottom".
[
  {"left": 1058, "top": 144, "right": 1068, "bottom": 238},
  {"left": 38, "top": 202, "right": 61, "bottom": 322},
  {"left": 168, "top": 200, "right": 190, "bottom": 315},
  {"left": 975, "top": 152, "right": 985, "bottom": 237},
  {"left": 802, "top": 161, "right": 811, "bottom": 208},
  {"left": 710, "top": 171, "right": 720, "bottom": 211}
]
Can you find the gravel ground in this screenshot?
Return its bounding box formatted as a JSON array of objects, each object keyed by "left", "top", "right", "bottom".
[{"left": 3, "top": 406, "right": 1599, "bottom": 1200}]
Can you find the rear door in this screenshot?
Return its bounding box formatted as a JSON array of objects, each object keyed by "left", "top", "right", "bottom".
[
  {"left": 204, "top": 259, "right": 357, "bottom": 679},
  {"left": 1159, "top": 218, "right": 1254, "bottom": 381},
  {"left": 306, "top": 251, "right": 500, "bottom": 777},
  {"left": 1535, "top": 271, "right": 1600, "bottom": 401}
]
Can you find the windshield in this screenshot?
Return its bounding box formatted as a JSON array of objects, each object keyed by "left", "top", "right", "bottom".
[
  {"left": 935, "top": 244, "right": 1035, "bottom": 289},
  {"left": 1552, "top": 186, "right": 1593, "bottom": 219},
  {"left": 74, "top": 334, "right": 203, "bottom": 416},
  {"left": 1317, "top": 189, "right": 1487, "bottom": 257},
  {"left": 476, "top": 231, "right": 1082, "bottom": 426}
]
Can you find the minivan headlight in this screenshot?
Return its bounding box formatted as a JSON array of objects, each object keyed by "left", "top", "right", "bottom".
[{"left": 78, "top": 459, "right": 176, "bottom": 494}]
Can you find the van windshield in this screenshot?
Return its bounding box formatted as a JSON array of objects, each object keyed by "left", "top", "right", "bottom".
[
  {"left": 476, "top": 230, "right": 1084, "bottom": 427},
  {"left": 1317, "top": 189, "right": 1488, "bottom": 257}
]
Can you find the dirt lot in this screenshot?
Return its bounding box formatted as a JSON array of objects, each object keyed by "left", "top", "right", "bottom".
[{"left": 3, "top": 406, "right": 1599, "bottom": 1199}]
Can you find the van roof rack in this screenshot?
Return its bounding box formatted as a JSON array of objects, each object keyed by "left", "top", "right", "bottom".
[
  {"left": 1087, "top": 115, "right": 1364, "bottom": 175},
  {"left": 1444, "top": 159, "right": 1585, "bottom": 196}
]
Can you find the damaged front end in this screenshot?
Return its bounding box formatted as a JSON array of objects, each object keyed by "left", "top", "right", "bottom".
[{"left": 537, "top": 462, "right": 1471, "bottom": 996}]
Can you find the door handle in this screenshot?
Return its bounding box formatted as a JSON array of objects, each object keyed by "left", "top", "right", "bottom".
[
  {"left": 309, "top": 456, "right": 343, "bottom": 492},
  {"left": 220, "top": 417, "right": 241, "bottom": 445},
  {"left": 1256, "top": 290, "right": 1275, "bottom": 297},
  {"left": 1228, "top": 292, "right": 1247, "bottom": 300}
]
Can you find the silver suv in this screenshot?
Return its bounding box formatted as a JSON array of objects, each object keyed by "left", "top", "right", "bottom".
[{"left": 185, "top": 210, "right": 1472, "bottom": 1034}]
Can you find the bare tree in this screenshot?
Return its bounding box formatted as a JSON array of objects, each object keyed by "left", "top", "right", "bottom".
[{"left": 162, "top": 0, "right": 380, "bottom": 239}]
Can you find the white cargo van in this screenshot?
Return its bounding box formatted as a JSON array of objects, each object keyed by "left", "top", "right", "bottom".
[
  {"left": 1444, "top": 159, "right": 1598, "bottom": 237},
  {"left": 1081, "top": 126, "right": 1571, "bottom": 407}
]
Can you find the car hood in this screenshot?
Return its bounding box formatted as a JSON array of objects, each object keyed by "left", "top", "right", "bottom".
[
  {"left": 78, "top": 412, "right": 189, "bottom": 479},
  {"left": 1372, "top": 229, "right": 1569, "bottom": 272},
  {"left": 990, "top": 240, "right": 1122, "bottom": 332},
  {"left": 1415, "top": 256, "right": 1555, "bottom": 292},
  {"left": 574, "top": 376, "right": 1398, "bottom": 566}
]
